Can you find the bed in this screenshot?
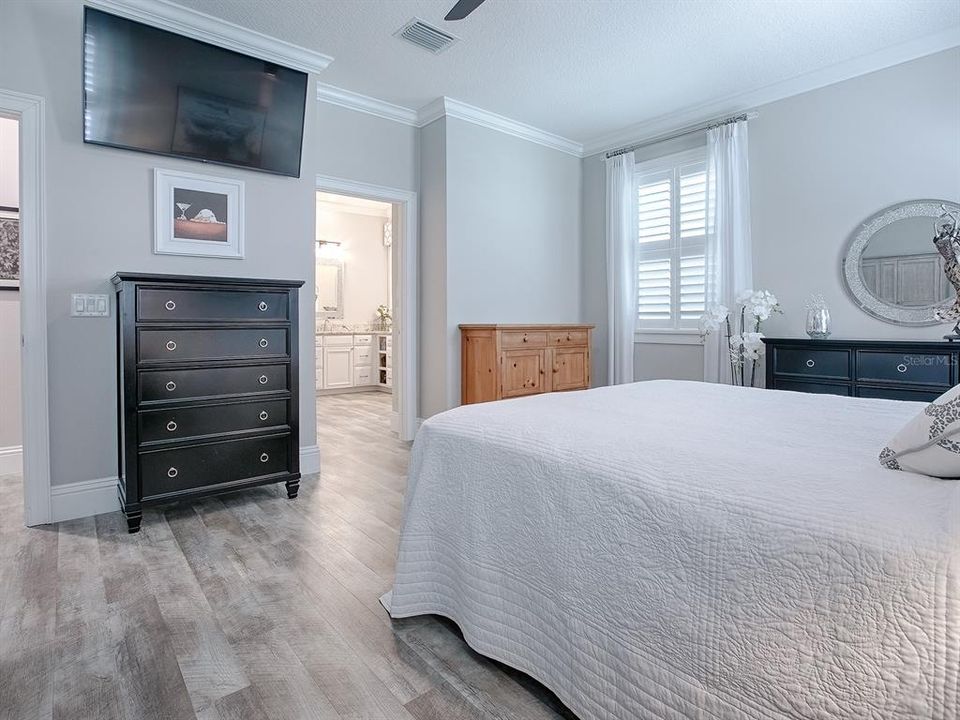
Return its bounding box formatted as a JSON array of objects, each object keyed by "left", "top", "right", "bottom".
[{"left": 384, "top": 380, "right": 960, "bottom": 720}]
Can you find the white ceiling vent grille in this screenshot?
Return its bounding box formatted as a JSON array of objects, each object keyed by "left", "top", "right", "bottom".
[{"left": 395, "top": 19, "right": 458, "bottom": 55}]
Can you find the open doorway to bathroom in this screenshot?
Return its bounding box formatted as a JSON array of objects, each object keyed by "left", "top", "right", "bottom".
[
  {"left": 314, "top": 191, "right": 397, "bottom": 432},
  {"left": 0, "top": 116, "right": 23, "bottom": 514}
]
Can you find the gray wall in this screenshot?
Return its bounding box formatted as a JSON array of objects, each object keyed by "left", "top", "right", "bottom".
[
  {"left": 0, "top": 116, "right": 19, "bottom": 451},
  {"left": 0, "top": 291, "right": 20, "bottom": 450},
  {"left": 417, "top": 117, "right": 583, "bottom": 417},
  {"left": 0, "top": 0, "right": 319, "bottom": 486},
  {"left": 418, "top": 118, "right": 447, "bottom": 420},
  {"left": 317, "top": 103, "right": 419, "bottom": 193},
  {"left": 442, "top": 118, "right": 582, "bottom": 412},
  {"left": 583, "top": 48, "right": 960, "bottom": 384}
]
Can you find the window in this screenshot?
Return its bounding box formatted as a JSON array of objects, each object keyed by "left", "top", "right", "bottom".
[{"left": 635, "top": 149, "right": 708, "bottom": 330}]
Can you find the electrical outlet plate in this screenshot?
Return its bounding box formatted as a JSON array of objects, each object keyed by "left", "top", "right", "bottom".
[{"left": 71, "top": 293, "right": 110, "bottom": 317}]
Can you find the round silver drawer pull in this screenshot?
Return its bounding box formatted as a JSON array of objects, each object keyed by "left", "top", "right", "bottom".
[
  {"left": 165, "top": 381, "right": 177, "bottom": 392},
  {"left": 258, "top": 374, "right": 269, "bottom": 385},
  {"left": 259, "top": 338, "right": 269, "bottom": 348},
  {"left": 897, "top": 363, "right": 908, "bottom": 373},
  {"left": 167, "top": 467, "right": 178, "bottom": 478},
  {"left": 166, "top": 420, "right": 177, "bottom": 432},
  {"left": 166, "top": 340, "right": 177, "bottom": 351},
  {"left": 258, "top": 301, "right": 269, "bottom": 312},
  {"left": 806, "top": 359, "right": 815, "bottom": 368},
  {"left": 259, "top": 410, "right": 269, "bottom": 421},
  {"left": 259, "top": 453, "right": 269, "bottom": 463},
  {"left": 165, "top": 300, "right": 176, "bottom": 311}
]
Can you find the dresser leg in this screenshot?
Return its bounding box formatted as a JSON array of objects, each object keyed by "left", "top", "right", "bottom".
[
  {"left": 124, "top": 508, "right": 142, "bottom": 534},
  {"left": 285, "top": 479, "right": 299, "bottom": 499}
]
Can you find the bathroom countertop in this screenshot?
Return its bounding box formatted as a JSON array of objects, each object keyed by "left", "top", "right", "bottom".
[{"left": 315, "top": 329, "right": 391, "bottom": 336}]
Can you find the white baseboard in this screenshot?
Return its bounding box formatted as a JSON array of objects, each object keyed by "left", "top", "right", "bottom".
[
  {"left": 0, "top": 445, "right": 22, "bottom": 475},
  {"left": 50, "top": 476, "right": 118, "bottom": 523},
  {"left": 48, "top": 445, "right": 322, "bottom": 522},
  {"left": 299, "top": 444, "right": 320, "bottom": 475}
]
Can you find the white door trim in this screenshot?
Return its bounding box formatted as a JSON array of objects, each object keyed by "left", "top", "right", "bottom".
[
  {"left": 314, "top": 175, "right": 418, "bottom": 441},
  {"left": 0, "top": 89, "right": 52, "bottom": 526}
]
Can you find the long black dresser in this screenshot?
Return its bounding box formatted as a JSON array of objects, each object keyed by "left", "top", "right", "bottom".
[
  {"left": 113, "top": 273, "right": 304, "bottom": 532},
  {"left": 763, "top": 338, "right": 958, "bottom": 402}
]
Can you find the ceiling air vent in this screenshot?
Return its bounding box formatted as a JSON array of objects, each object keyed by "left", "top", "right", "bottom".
[{"left": 395, "top": 18, "right": 458, "bottom": 55}]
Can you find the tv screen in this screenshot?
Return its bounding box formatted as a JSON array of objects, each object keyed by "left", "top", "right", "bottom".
[{"left": 82, "top": 8, "right": 308, "bottom": 177}]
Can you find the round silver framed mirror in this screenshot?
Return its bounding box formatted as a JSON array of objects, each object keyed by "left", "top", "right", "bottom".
[{"left": 841, "top": 199, "right": 960, "bottom": 326}]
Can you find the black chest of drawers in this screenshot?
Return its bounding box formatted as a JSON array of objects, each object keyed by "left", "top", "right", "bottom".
[
  {"left": 763, "top": 338, "right": 959, "bottom": 402},
  {"left": 113, "top": 272, "right": 304, "bottom": 533}
]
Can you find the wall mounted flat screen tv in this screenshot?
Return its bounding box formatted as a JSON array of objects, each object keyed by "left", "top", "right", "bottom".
[{"left": 82, "top": 8, "right": 308, "bottom": 177}]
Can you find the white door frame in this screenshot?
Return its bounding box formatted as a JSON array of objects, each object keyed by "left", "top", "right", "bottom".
[
  {"left": 315, "top": 174, "right": 418, "bottom": 441},
  {"left": 0, "top": 89, "right": 52, "bottom": 526}
]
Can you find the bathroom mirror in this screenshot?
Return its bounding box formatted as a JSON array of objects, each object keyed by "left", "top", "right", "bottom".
[
  {"left": 317, "top": 257, "right": 343, "bottom": 319},
  {"left": 842, "top": 199, "right": 960, "bottom": 326}
]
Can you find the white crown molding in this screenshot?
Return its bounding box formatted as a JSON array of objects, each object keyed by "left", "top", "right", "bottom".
[
  {"left": 86, "top": 0, "right": 334, "bottom": 74},
  {"left": 316, "top": 87, "right": 584, "bottom": 156},
  {"left": 581, "top": 26, "right": 960, "bottom": 157},
  {"left": 416, "top": 98, "right": 447, "bottom": 127},
  {"left": 317, "top": 83, "right": 419, "bottom": 126},
  {"left": 424, "top": 98, "right": 584, "bottom": 157}
]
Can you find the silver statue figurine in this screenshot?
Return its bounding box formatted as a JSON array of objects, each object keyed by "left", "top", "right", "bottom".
[{"left": 933, "top": 205, "right": 960, "bottom": 340}]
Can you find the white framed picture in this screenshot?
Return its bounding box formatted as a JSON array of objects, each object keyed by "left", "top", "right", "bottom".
[{"left": 154, "top": 168, "right": 244, "bottom": 259}]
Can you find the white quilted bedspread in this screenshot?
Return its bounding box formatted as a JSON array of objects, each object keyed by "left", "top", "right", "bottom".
[{"left": 386, "top": 380, "right": 960, "bottom": 720}]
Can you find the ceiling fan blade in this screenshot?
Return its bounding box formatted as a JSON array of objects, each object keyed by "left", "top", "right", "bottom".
[{"left": 445, "top": 0, "right": 486, "bottom": 21}]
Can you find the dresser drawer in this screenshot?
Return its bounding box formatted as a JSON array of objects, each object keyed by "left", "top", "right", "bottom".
[
  {"left": 855, "top": 385, "right": 944, "bottom": 403},
  {"left": 856, "top": 351, "right": 952, "bottom": 386},
  {"left": 140, "top": 364, "right": 288, "bottom": 403},
  {"left": 140, "top": 434, "right": 289, "bottom": 500},
  {"left": 138, "top": 288, "right": 288, "bottom": 322},
  {"left": 774, "top": 348, "right": 850, "bottom": 379},
  {"left": 548, "top": 330, "right": 588, "bottom": 347},
  {"left": 139, "top": 399, "right": 288, "bottom": 444},
  {"left": 139, "top": 328, "right": 287, "bottom": 363},
  {"left": 501, "top": 331, "right": 547, "bottom": 349},
  {"left": 773, "top": 378, "right": 852, "bottom": 396}
]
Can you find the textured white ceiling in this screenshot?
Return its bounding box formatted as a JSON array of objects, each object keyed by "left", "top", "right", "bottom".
[{"left": 172, "top": 0, "right": 960, "bottom": 143}]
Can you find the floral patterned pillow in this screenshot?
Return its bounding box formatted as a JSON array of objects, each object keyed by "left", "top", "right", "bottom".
[{"left": 879, "top": 384, "right": 960, "bottom": 477}]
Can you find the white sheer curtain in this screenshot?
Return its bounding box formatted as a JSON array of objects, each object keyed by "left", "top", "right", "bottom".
[
  {"left": 703, "top": 121, "right": 753, "bottom": 384},
  {"left": 605, "top": 151, "right": 638, "bottom": 385}
]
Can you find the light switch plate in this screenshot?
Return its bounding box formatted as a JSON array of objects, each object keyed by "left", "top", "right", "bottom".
[{"left": 71, "top": 293, "right": 110, "bottom": 317}]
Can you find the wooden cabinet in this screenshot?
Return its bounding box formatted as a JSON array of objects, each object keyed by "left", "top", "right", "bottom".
[
  {"left": 323, "top": 346, "right": 354, "bottom": 389},
  {"left": 460, "top": 324, "right": 593, "bottom": 405},
  {"left": 114, "top": 272, "right": 303, "bottom": 533}
]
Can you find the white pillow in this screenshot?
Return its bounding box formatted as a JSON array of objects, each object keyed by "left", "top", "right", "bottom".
[{"left": 879, "top": 384, "right": 960, "bottom": 477}]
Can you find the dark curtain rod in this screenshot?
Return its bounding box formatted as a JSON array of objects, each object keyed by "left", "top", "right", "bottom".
[{"left": 605, "top": 112, "right": 757, "bottom": 159}]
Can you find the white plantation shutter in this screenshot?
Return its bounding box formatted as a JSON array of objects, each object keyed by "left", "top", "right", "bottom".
[{"left": 636, "top": 152, "right": 708, "bottom": 329}]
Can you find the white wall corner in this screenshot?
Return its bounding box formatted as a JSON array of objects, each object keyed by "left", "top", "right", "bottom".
[
  {"left": 416, "top": 98, "right": 447, "bottom": 127},
  {"left": 50, "top": 477, "right": 118, "bottom": 523},
  {"left": 300, "top": 444, "right": 321, "bottom": 475},
  {"left": 317, "top": 83, "right": 419, "bottom": 126},
  {"left": 0, "top": 446, "right": 23, "bottom": 476},
  {"left": 87, "top": 0, "right": 334, "bottom": 73}
]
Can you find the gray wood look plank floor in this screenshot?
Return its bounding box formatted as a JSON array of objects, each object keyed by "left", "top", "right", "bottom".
[{"left": 0, "top": 392, "right": 577, "bottom": 720}]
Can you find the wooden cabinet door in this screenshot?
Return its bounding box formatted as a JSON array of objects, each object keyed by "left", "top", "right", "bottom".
[
  {"left": 501, "top": 349, "right": 545, "bottom": 398},
  {"left": 550, "top": 348, "right": 590, "bottom": 391},
  {"left": 323, "top": 346, "right": 354, "bottom": 389}
]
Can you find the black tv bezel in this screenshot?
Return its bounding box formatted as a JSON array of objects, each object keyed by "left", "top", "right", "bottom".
[{"left": 81, "top": 6, "right": 307, "bottom": 179}]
